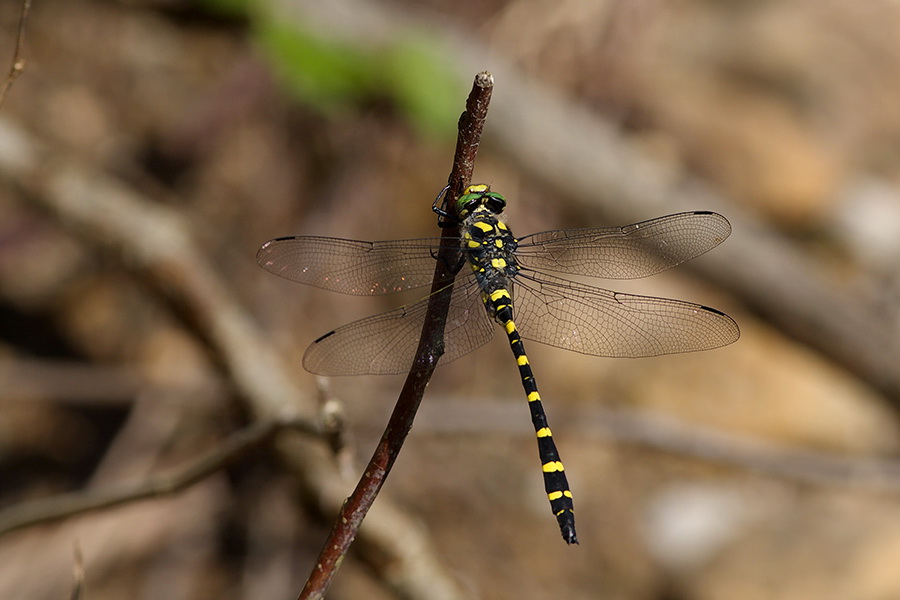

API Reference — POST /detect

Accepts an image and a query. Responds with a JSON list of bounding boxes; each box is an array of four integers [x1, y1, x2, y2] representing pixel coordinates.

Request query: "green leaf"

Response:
[[380, 35, 463, 139], [256, 20, 377, 114]]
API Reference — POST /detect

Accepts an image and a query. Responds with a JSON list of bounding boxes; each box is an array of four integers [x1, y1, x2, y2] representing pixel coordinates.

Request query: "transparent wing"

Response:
[[303, 275, 495, 375], [257, 236, 461, 295], [515, 211, 731, 280], [511, 270, 739, 358]]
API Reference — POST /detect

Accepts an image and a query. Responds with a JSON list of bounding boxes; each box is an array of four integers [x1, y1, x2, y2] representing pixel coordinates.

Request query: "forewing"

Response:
[[515, 212, 731, 280], [257, 236, 460, 295], [303, 276, 495, 375], [511, 271, 739, 358]]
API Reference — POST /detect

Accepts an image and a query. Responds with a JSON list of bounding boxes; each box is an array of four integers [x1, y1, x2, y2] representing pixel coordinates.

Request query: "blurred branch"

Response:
[[588, 407, 900, 492], [417, 399, 900, 493], [69, 541, 84, 600], [0, 415, 315, 537], [0, 0, 32, 107], [0, 358, 222, 406], [280, 0, 900, 404], [313, 377, 356, 479], [0, 118, 472, 600]]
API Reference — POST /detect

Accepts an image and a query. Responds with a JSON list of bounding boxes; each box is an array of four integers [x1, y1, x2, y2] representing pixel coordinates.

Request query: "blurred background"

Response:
[[2, 0, 900, 599]]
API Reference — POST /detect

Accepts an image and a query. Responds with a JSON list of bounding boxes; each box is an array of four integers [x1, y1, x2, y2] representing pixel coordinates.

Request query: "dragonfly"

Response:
[[256, 184, 740, 544]]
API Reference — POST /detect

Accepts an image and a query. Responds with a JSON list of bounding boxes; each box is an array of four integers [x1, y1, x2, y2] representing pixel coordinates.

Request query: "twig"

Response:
[[0, 415, 314, 537], [298, 71, 494, 600], [0, 0, 32, 107]]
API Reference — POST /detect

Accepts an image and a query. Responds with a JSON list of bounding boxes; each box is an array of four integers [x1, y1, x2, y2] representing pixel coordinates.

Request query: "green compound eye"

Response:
[[455, 184, 507, 217]]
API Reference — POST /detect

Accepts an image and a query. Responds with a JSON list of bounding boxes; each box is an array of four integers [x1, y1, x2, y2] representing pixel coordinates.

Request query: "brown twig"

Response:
[[298, 71, 494, 600], [0, 0, 32, 107], [0, 415, 314, 537]]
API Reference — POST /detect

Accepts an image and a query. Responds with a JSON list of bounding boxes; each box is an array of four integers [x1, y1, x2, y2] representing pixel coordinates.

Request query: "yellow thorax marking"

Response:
[[491, 258, 507, 269], [473, 221, 493, 233]]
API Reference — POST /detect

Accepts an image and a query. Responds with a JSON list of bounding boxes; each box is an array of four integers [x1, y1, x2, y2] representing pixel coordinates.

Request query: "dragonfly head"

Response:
[[456, 184, 507, 218]]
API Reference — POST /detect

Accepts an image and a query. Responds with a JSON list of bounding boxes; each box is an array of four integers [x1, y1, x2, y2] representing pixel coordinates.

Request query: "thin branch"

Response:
[[0, 0, 32, 107], [0, 415, 315, 537], [298, 71, 494, 600]]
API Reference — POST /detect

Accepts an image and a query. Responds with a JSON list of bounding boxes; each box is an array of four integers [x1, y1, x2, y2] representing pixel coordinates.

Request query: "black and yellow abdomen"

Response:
[[460, 190, 578, 544]]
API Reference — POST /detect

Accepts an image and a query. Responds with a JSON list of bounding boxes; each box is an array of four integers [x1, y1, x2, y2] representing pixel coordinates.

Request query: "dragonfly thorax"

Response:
[[462, 207, 520, 301]]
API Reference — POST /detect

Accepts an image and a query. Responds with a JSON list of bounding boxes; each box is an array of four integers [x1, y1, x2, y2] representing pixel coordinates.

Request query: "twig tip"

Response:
[[475, 71, 494, 88]]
